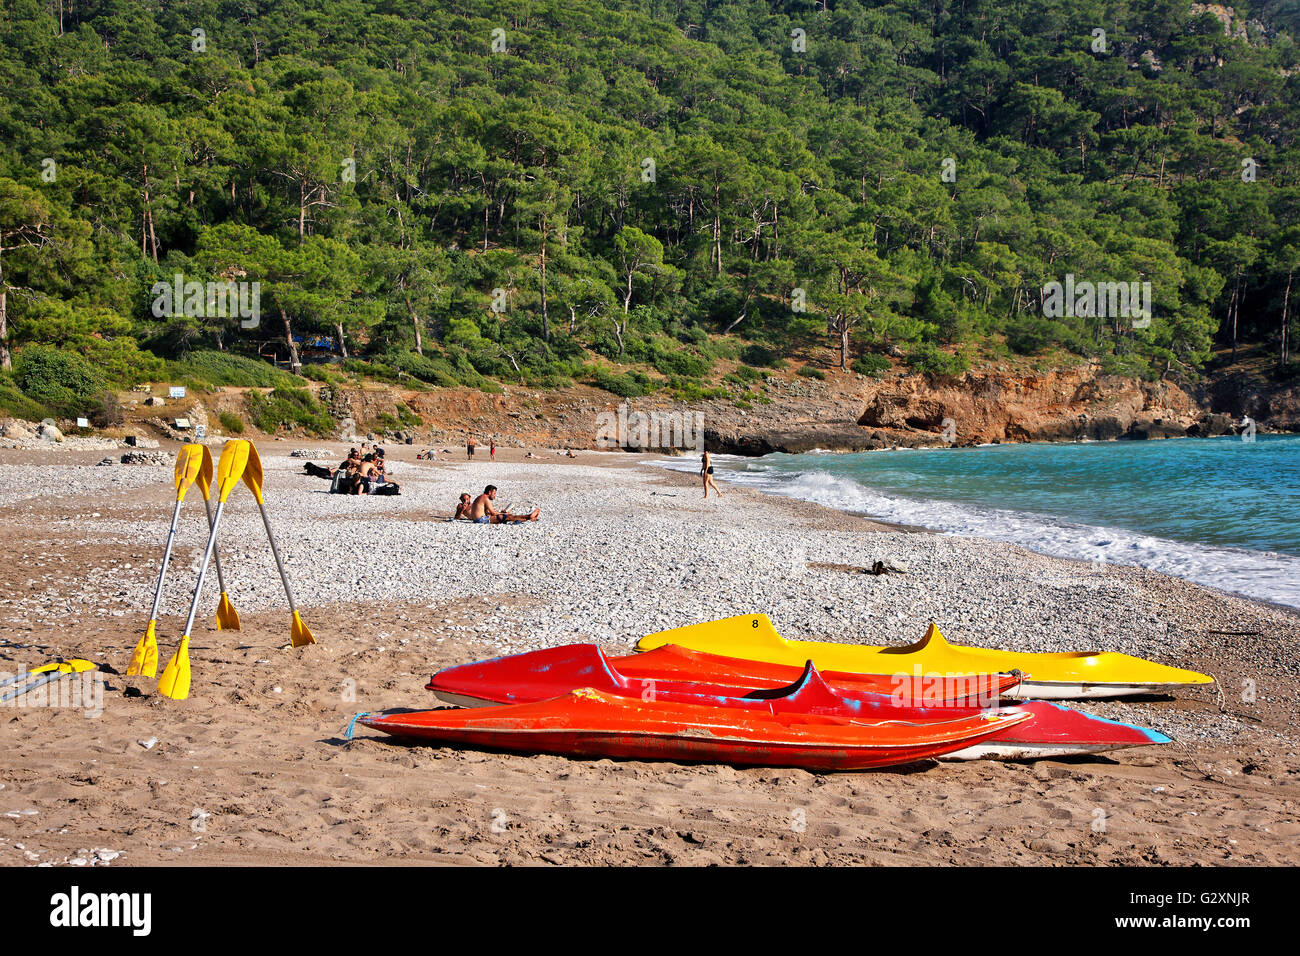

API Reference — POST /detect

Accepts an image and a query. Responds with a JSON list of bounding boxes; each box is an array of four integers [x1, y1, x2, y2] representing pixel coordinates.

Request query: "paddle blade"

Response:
[[127, 621, 159, 677], [195, 444, 216, 500], [215, 591, 241, 630], [290, 611, 315, 648], [242, 441, 265, 504], [215, 440, 252, 502], [157, 636, 192, 700], [174, 444, 207, 501]]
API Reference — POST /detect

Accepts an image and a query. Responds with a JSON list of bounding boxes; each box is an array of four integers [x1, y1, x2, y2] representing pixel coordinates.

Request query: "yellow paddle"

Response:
[[158, 440, 251, 700], [195, 447, 241, 630], [243, 443, 315, 647], [0, 659, 98, 703], [0, 659, 78, 690], [128, 445, 205, 677]]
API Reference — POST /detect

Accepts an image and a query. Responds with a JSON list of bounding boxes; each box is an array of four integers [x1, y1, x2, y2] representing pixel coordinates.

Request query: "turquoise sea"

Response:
[[664, 435, 1300, 609]]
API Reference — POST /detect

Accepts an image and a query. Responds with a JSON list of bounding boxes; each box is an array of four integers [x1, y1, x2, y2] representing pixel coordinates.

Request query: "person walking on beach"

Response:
[[701, 450, 722, 498], [467, 434, 476, 460], [490, 439, 496, 460]]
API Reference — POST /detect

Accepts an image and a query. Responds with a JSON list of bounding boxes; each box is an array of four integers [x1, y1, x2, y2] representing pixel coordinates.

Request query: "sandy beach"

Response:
[[1, 441, 1298, 866]]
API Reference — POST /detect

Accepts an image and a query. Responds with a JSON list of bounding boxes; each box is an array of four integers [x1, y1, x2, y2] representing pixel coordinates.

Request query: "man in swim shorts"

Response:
[[469, 485, 540, 524]]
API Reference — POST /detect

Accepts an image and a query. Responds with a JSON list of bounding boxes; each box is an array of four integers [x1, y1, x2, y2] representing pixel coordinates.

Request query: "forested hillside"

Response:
[[2, 0, 1298, 424]]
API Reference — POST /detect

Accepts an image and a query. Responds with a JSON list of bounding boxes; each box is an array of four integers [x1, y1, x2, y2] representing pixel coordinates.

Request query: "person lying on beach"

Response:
[[469, 485, 540, 524], [416, 448, 438, 460]]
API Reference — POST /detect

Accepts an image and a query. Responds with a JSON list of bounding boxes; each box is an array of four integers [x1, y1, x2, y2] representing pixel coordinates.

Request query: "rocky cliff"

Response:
[[312, 361, 1279, 457]]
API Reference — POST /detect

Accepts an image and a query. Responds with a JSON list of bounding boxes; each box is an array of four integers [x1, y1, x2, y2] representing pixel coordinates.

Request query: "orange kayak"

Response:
[[358, 687, 1032, 771]]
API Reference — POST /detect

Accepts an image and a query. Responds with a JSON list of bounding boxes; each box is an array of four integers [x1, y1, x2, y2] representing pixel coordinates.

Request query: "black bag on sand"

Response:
[[373, 483, 400, 496]]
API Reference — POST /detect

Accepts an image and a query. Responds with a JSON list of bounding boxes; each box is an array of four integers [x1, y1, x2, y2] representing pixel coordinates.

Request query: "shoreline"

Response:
[[1, 442, 1298, 866], [653, 442, 1300, 616]]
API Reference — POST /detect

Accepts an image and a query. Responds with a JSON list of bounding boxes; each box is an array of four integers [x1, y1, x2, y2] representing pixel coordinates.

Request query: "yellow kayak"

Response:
[[635, 615, 1214, 700]]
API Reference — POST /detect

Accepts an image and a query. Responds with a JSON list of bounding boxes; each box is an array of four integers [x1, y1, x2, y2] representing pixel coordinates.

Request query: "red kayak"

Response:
[[427, 648, 1170, 760], [358, 685, 1033, 771], [427, 642, 1022, 708]]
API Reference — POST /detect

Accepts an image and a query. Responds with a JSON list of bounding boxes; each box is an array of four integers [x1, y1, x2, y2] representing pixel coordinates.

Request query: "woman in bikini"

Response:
[[701, 450, 722, 498]]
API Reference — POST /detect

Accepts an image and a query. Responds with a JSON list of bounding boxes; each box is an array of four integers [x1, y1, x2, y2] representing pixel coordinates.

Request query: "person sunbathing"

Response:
[[469, 485, 540, 524], [453, 493, 473, 519]]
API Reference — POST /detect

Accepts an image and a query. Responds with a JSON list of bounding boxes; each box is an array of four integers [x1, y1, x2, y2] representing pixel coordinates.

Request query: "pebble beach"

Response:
[[1, 442, 1298, 866]]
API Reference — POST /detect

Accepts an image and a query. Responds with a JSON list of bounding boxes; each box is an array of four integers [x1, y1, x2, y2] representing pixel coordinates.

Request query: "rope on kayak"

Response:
[[343, 712, 372, 741]]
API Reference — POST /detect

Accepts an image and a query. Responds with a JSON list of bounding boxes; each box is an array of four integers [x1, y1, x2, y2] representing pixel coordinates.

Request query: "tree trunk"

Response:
[[624, 272, 633, 313], [539, 227, 549, 341], [282, 309, 302, 374], [334, 322, 349, 360], [1282, 269, 1294, 367], [1230, 274, 1240, 363], [0, 286, 10, 371], [142, 164, 158, 262], [840, 325, 850, 369], [406, 296, 423, 355]]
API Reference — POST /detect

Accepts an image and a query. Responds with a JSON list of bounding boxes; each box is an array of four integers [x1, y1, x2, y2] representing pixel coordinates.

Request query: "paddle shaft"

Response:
[[179, 499, 228, 638], [200, 493, 231, 596], [145, 498, 185, 621], [255, 499, 298, 615], [0, 665, 52, 690], [0, 667, 85, 704]]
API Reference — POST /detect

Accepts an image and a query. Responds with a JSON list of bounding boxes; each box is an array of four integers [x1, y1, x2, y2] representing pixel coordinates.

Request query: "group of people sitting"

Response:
[[453, 485, 540, 524], [301, 442, 401, 495]]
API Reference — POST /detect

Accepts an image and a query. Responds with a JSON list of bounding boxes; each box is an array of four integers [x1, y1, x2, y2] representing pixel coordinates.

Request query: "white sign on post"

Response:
[[76, 417, 90, 428], [169, 386, 186, 399]]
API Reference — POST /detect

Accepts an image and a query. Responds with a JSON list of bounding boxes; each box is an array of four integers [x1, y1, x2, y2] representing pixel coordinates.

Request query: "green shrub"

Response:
[[905, 344, 969, 378], [652, 342, 711, 378], [589, 368, 655, 398], [380, 349, 461, 388], [728, 364, 763, 384], [698, 337, 740, 361], [245, 386, 336, 437], [89, 391, 124, 428], [171, 350, 295, 388], [0, 373, 51, 420], [301, 363, 344, 386], [740, 344, 785, 368], [797, 365, 826, 380], [14, 346, 106, 415], [396, 402, 423, 427], [852, 354, 891, 378], [665, 379, 728, 402], [218, 410, 245, 434]]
